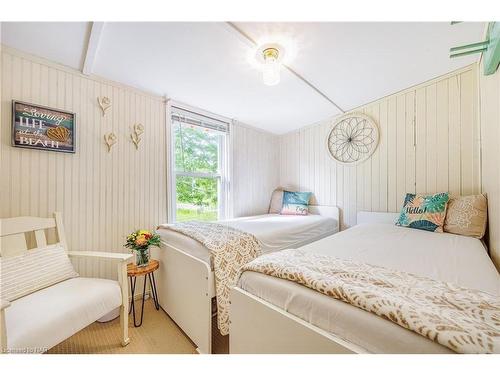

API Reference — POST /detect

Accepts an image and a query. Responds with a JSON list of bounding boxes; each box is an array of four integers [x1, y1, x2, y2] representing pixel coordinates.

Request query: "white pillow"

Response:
[[0, 244, 78, 302]]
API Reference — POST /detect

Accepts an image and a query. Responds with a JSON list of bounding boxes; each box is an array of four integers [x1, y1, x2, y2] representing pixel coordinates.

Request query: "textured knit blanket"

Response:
[[159, 221, 261, 335], [241, 249, 500, 353]]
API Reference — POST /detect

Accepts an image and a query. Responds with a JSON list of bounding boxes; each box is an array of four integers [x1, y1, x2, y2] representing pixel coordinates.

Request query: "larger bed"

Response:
[[231, 211, 500, 354], [151, 205, 339, 354]]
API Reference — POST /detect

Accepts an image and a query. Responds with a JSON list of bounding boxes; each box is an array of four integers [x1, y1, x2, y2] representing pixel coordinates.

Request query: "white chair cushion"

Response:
[[4, 277, 122, 352], [1, 244, 78, 302]]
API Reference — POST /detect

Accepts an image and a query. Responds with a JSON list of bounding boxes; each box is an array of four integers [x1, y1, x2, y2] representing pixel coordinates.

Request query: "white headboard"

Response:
[[357, 211, 399, 225], [310, 205, 340, 232]]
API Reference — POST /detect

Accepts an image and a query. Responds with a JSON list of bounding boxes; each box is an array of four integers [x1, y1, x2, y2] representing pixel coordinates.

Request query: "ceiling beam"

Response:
[[223, 22, 345, 114], [82, 22, 105, 75]]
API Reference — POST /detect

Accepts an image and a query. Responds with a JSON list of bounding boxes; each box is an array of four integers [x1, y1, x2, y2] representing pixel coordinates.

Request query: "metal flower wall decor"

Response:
[[326, 113, 379, 165], [98, 96, 112, 116], [130, 123, 144, 150]]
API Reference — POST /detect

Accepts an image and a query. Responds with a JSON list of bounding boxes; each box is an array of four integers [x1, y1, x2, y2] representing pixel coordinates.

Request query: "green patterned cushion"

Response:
[[396, 192, 450, 233]]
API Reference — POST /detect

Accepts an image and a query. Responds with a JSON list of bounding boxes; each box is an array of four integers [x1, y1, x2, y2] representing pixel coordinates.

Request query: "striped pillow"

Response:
[[0, 244, 78, 302]]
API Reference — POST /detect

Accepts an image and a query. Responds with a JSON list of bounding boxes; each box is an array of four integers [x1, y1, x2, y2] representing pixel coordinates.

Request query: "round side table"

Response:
[[127, 259, 160, 327]]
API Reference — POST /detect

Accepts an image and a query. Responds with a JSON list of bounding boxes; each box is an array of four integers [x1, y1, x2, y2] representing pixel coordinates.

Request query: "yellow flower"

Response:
[[138, 230, 150, 236]]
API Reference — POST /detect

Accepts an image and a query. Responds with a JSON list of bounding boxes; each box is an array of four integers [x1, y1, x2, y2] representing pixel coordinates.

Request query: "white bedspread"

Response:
[[238, 223, 500, 353], [158, 214, 337, 267]]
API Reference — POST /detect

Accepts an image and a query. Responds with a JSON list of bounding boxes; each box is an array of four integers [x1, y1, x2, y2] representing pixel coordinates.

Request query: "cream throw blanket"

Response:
[[241, 249, 500, 353], [159, 221, 261, 335]]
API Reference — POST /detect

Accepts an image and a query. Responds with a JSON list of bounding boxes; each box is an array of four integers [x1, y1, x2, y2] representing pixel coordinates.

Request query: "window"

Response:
[[171, 106, 229, 222]]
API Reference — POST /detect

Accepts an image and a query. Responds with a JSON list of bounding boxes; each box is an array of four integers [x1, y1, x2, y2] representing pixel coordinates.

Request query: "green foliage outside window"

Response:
[[176, 176, 217, 209], [174, 123, 221, 221], [174, 123, 219, 174]]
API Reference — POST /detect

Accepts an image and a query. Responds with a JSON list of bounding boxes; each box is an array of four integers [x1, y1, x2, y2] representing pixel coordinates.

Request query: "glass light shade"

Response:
[[262, 55, 280, 86]]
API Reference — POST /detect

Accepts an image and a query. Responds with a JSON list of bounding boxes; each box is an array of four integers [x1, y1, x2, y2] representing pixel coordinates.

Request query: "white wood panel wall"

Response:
[[479, 58, 500, 270], [280, 65, 480, 229], [231, 122, 280, 217], [0, 46, 282, 280], [0, 47, 167, 280]]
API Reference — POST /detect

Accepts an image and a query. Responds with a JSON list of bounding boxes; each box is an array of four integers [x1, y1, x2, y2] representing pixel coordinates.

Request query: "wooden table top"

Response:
[[127, 259, 159, 277]]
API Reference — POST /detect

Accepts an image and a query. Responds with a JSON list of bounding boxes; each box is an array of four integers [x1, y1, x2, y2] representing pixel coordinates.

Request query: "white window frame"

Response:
[[168, 101, 231, 223]]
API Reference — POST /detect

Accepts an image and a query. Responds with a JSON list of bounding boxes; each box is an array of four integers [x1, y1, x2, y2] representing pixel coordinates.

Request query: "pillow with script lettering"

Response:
[[280, 191, 312, 216], [396, 192, 450, 232]]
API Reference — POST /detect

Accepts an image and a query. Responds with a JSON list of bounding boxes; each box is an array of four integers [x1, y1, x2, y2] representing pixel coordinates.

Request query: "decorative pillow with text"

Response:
[[396, 192, 450, 233], [281, 191, 312, 216]]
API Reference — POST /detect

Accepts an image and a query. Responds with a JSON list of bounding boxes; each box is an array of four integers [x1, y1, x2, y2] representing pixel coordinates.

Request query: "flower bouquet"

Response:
[[124, 230, 161, 267]]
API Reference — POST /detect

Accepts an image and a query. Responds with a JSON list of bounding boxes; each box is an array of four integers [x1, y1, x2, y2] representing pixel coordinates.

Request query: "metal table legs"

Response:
[[129, 272, 160, 327]]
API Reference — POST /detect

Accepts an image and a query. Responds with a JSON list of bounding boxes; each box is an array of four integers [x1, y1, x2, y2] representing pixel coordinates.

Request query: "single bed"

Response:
[[231, 211, 500, 354], [151, 205, 339, 354], [158, 211, 337, 267]]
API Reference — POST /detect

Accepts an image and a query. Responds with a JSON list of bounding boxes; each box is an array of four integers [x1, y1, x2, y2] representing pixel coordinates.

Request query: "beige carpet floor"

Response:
[[48, 300, 229, 354]]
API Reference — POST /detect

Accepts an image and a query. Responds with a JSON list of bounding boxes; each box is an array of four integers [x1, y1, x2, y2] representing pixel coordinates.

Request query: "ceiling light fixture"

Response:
[[262, 47, 280, 86], [256, 43, 284, 86]]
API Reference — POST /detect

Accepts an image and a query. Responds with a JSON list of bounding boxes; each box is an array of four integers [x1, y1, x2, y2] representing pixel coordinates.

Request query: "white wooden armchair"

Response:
[[0, 212, 132, 353]]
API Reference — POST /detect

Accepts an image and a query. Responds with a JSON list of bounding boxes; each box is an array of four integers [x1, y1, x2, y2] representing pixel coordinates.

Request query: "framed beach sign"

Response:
[[12, 100, 76, 153]]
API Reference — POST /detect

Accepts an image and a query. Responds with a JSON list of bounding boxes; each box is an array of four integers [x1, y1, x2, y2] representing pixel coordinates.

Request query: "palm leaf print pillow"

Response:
[[396, 192, 450, 232], [281, 191, 312, 215]]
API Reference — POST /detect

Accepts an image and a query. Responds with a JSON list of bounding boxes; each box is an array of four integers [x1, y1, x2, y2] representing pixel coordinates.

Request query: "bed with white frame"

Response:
[[229, 211, 500, 354], [151, 205, 339, 354]]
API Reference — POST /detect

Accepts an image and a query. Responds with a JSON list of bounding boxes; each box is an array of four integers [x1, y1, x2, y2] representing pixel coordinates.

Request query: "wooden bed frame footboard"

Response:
[[151, 205, 340, 354], [151, 243, 215, 354], [229, 287, 367, 354]]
